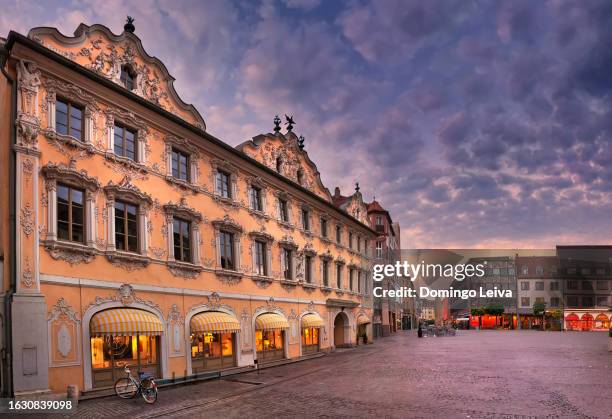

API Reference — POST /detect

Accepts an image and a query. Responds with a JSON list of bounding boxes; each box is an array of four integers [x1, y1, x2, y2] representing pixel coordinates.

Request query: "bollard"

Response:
[[67, 384, 79, 407]]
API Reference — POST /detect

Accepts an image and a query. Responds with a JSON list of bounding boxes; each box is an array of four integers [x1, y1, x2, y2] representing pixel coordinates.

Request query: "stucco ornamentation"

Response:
[[83, 283, 161, 314], [22, 257, 34, 288], [20, 203, 34, 237]]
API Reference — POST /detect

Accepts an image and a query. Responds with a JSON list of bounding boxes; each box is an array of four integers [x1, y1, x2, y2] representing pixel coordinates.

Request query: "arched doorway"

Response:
[[581, 313, 593, 331], [565, 313, 580, 331], [333, 312, 350, 348], [594, 314, 610, 330], [254, 312, 289, 362]]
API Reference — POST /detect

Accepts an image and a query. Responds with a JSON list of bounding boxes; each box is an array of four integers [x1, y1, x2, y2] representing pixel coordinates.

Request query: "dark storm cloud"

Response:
[[3, 0, 612, 246]]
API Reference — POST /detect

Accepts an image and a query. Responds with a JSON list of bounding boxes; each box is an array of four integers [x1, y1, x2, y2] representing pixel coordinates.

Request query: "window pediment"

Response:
[[211, 158, 238, 175], [278, 235, 298, 250], [165, 135, 199, 158], [319, 249, 333, 261], [42, 161, 100, 192], [104, 176, 152, 206], [163, 198, 202, 223], [302, 243, 317, 256], [248, 229, 274, 243], [212, 215, 243, 233]]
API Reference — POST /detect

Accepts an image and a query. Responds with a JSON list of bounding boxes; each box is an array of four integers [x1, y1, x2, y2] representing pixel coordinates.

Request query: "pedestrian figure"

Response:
[[417, 322, 423, 338]]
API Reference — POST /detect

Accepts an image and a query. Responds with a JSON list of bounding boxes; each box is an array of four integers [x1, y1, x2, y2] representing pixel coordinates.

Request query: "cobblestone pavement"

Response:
[[48, 331, 612, 418]]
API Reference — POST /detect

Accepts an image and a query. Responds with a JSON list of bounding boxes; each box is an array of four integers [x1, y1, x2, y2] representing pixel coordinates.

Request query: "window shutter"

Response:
[[235, 237, 241, 269], [215, 233, 221, 266]]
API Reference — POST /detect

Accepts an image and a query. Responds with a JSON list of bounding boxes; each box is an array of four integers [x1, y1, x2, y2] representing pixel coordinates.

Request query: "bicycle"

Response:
[[114, 364, 158, 404]]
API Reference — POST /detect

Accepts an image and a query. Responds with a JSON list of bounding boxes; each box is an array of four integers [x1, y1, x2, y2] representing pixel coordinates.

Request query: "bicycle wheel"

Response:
[[142, 386, 158, 404], [114, 377, 138, 399]]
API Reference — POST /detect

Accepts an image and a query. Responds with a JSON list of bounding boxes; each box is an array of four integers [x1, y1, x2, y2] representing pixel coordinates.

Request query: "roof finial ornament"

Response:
[[124, 16, 136, 33], [273, 115, 281, 134], [298, 135, 305, 149], [285, 114, 295, 132], [355, 182, 360, 193]]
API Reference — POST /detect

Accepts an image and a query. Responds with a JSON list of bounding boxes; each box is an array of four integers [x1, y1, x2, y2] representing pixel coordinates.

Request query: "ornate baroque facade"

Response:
[[0, 23, 376, 395]]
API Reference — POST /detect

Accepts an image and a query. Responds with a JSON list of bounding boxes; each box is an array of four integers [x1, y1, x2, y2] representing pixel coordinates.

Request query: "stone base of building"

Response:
[[11, 293, 49, 394]]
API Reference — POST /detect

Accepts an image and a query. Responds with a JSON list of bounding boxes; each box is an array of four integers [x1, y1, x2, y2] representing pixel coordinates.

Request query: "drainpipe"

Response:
[[0, 43, 17, 398]]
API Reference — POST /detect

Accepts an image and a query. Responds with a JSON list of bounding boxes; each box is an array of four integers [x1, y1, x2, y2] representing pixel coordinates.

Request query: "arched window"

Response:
[[594, 313, 610, 330], [565, 313, 579, 331], [276, 157, 282, 173], [120, 65, 136, 91], [581, 313, 593, 331]]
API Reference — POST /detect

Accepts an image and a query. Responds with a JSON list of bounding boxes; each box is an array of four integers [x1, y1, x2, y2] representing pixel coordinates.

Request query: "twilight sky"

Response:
[[2, 0, 612, 248]]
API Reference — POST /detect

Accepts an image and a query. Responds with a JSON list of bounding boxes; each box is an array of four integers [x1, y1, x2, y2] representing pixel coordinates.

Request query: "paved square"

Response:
[[62, 331, 611, 418]]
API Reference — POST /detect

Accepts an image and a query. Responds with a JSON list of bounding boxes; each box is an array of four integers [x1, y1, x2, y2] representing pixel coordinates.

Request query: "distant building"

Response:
[[557, 246, 612, 331], [515, 256, 563, 330], [362, 198, 406, 336]]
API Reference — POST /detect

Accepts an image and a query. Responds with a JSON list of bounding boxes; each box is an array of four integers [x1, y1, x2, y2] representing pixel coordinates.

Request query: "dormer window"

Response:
[[120, 65, 136, 91], [276, 157, 283, 173]]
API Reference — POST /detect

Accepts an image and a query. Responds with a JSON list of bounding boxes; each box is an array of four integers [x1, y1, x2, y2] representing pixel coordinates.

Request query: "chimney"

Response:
[[334, 187, 340, 197]]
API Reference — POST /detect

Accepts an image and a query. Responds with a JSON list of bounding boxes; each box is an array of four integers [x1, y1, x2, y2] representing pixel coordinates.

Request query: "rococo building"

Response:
[[0, 21, 375, 396]]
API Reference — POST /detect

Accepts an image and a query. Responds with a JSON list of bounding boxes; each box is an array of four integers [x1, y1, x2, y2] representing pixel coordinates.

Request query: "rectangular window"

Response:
[[254, 240, 267, 276], [57, 183, 85, 243], [114, 123, 137, 161], [336, 264, 342, 288], [250, 187, 262, 211], [114, 201, 138, 253], [521, 297, 530, 307], [566, 296, 579, 307], [567, 280, 578, 290], [536, 266, 544, 275], [357, 237, 361, 252], [376, 216, 383, 225], [520, 281, 530, 291], [216, 171, 231, 199], [320, 218, 327, 238], [535, 297, 545, 304], [581, 280, 593, 290], [550, 297, 560, 307], [219, 231, 235, 270], [567, 267, 576, 275], [279, 199, 289, 222], [349, 269, 354, 291], [336, 225, 341, 244], [302, 209, 310, 231], [376, 241, 383, 259], [364, 240, 369, 256], [596, 280, 608, 290], [56, 99, 83, 140], [322, 260, 329, 286], [171, 148, 190, 182], [305, 255, 312, 284], [582, 296, 594, 307], [581, 268, 590, 275], [550, 281, 559, 291], [282, 248, 292, 279], [349, 232, 353, 249], [535, 281, 544, 291], [173, 217, 191, 262], [596, 296, 609, 307]]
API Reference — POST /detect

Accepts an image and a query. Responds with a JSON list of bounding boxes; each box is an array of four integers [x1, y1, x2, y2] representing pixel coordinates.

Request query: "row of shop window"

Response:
[[90, 329, 321, 388], [565, 313, 611, 331]]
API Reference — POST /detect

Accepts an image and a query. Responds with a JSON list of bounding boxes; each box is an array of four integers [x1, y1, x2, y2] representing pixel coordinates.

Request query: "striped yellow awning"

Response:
[[190, 311, 241, 334], [255, 313, 289, 330], [357, 314, 371, 325], [90, 308, 164, 336], [301, 313, 325, 328]]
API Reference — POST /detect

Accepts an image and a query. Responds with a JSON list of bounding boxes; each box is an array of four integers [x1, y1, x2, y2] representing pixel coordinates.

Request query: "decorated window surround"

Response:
[[300, 204, 312, 233], [163, 199, 203, 276], [248, 230, 274, 281], [210, 158, 239, 203], [274, 191, 293, 228], [103, 178, 153, 266], [164, 135, 200, 190], [43, 78, 96, 152], [277, 236, 298, 283], [211, 216, 244, 282], [41, 162, 100, 260], [245, 176, 268, 217], [104, 108, 148, 169]]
